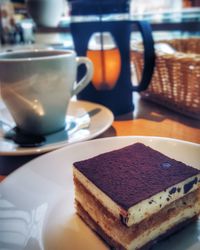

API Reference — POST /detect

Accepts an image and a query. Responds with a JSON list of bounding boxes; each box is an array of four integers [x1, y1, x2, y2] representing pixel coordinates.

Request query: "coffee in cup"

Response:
[[0, 49, 93, 135]]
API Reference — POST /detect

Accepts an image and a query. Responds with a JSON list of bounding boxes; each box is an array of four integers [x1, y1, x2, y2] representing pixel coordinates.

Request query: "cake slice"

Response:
[[73, 143, 200, 249]]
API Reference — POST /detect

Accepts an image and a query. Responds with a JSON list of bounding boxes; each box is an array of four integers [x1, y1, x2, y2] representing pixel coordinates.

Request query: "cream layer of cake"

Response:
[[74, 168, 200, 226], [74, 177, 200, 250]]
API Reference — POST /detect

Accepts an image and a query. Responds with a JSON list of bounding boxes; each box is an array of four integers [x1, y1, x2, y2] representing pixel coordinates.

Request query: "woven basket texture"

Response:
[[132, 38, 200, 119]]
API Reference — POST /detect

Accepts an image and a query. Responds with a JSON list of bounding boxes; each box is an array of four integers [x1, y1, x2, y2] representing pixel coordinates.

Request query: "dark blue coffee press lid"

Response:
[[68, 0, 130, 15]]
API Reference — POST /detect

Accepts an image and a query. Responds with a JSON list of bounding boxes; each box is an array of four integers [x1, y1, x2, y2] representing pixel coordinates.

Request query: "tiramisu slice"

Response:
[[73, 143, 200, 250]]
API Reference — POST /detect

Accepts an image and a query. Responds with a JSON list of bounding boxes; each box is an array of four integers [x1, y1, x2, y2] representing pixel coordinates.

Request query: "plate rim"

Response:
[[0, 100, 114, 156], [1, 135, 199, 185]]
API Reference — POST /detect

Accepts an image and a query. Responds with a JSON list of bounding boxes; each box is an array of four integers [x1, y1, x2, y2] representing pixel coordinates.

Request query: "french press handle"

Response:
[[131, 21, 155, 92]]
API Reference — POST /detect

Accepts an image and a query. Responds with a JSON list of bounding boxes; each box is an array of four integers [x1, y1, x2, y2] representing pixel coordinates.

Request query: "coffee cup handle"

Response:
[[72, 57, 93, 96]]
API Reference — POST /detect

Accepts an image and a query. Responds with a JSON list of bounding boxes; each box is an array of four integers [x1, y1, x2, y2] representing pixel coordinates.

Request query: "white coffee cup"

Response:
[[0, 49, 93, 135], [26, 0, 64, 27]]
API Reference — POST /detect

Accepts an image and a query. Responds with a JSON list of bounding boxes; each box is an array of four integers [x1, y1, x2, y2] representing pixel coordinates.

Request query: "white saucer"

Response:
[[0, 136, 200, 250], [0, 100, 114, 155]]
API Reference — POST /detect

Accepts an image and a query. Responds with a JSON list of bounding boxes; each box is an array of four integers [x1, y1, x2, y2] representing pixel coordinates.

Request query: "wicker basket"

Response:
[[132, 38, 200, 119]]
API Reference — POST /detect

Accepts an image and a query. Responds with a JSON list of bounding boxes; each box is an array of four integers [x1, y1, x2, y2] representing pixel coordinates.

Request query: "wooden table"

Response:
[[1, 93, 200, 182]]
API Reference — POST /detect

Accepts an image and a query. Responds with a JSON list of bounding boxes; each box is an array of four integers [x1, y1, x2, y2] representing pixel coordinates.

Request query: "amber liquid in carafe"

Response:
[[87, 47, 121, 90]]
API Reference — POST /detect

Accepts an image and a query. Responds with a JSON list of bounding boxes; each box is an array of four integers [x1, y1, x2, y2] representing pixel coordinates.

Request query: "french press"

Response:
[[69, 0, 155, 116]]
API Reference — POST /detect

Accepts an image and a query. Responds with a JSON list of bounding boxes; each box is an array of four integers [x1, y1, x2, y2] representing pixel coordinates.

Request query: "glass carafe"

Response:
[[87, 32, 121, 90]]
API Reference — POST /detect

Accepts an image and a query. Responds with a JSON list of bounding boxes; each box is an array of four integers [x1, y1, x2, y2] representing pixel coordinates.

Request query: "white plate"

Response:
[[0, 136, 200, 250], [0, 100, 114, 156]]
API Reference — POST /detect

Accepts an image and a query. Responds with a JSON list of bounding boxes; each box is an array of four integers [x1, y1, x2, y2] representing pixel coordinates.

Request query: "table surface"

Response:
[[1, 93, 200, 182]]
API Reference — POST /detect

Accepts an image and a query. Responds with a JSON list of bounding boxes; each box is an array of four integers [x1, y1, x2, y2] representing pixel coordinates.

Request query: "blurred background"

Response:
[[0, 0, 199, 48]]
